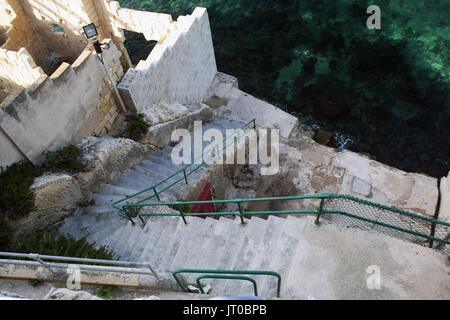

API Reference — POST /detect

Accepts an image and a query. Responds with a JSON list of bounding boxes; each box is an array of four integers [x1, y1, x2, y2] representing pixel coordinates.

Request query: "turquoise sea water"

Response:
[[119, 0, 450, 178]]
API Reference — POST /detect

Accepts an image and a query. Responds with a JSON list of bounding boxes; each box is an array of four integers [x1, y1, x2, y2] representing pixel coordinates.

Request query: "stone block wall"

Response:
[[0, 0, 133, 75], [0, 47, 46, 102], [110, 4, 174, 42], [0, 39, 124, 167], [0, 1, 217, 169], [117, 7, 217, 112]]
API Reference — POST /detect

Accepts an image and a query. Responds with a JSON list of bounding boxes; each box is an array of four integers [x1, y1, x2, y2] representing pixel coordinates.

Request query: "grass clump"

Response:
[[123, 204, 141, 219], [94, 285, 116, 298], [0, 212, 13, 250], [123, 113, 149, 142], [168, 200, 192, 214], [13, 231, 115, 260], [0, 161, 42, 220], [42, 144, 84, 172], [29, 279, 42, 288]]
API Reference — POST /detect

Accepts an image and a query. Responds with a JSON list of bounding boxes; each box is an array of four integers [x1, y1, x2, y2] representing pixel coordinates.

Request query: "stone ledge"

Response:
[[11, 136, 151, 235], [144, 103, 214, 148]]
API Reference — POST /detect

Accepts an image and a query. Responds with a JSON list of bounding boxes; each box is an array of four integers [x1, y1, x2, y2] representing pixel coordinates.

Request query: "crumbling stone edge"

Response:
[[12, 136, 152, 237]]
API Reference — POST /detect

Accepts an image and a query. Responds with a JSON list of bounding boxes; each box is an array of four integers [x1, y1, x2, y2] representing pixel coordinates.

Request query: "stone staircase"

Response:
[[57, 77, 450, 299], [59, 197, 308, 298], [58, 206, 450, 300], [58, 109, 248, 235]]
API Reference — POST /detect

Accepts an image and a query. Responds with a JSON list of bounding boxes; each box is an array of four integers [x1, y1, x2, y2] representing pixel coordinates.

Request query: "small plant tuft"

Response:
[[123, 113, 149, 142], [29, 279, 42, 288], [94, 285, 116, 298], [78, 198, 96, 207], [42, 144, 84, 172], [168, 200, 192, 214], [0, 212, 13, 250], [123, 204, 141, 219]]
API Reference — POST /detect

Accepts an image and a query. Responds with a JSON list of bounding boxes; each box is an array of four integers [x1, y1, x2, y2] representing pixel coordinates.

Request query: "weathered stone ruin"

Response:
[[0, 1, 448, 300]]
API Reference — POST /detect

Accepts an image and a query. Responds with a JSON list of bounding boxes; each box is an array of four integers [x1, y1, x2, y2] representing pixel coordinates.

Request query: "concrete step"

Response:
[[58, 208, 89, 240], [211, 218, 248, 271], [258, 216, 306, 297], [182, 218, 217, 269], [138, 217, 177, 263], [191, 217, 234, 269], [114, 171, 151, 190], [169, 218, 210, 271], [110, 222, 140, 261], [180, 217, 236, 289], [156, 217, 199, 272], [150, 217, 188, 272], [221, 217, 268, 296], [101, 226, 128, 254], [98, 184, 141, 197], [119, 224, 146, 261], [84, 217, 124, 242], [239, 216, 286, 297], [88, 194, 125, 206], [205, 218, 249, 294]]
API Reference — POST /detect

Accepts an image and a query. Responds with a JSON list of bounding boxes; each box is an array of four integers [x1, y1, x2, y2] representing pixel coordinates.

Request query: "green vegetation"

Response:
[[123, 204, 141, 219], [94, 285, 116, 298], [119, 0, 450, 177], [0, 144, 84, 222], [169, 200, 192, 214], [0, 161, 42, 220], [29, 279, 42, 288], [123, 113, 150, 142], [42, 144, 85, 172], [13, 232, 115, 260], [0, 213, 13, 250]]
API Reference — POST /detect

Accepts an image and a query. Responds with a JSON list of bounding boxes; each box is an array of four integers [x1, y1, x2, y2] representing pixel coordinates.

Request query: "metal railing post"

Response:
[[177, 204, 188, 225], [315, 198, 325, 225], [183, 169, 188, 184], [111, 119, 257, 220], [196, 275, 258, 296], [153, 187, 160, 201], [237, 201, 245, 224], [123, 206, 135, 225], [143, 262, 161, 284], [30, 254, 57, 274]]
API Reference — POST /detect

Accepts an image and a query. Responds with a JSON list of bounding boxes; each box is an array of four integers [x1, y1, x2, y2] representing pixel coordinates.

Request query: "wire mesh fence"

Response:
[[321, 197, 450, 255]]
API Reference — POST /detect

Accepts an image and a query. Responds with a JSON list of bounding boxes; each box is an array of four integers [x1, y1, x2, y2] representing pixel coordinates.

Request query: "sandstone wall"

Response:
[[0, 0, 134, 75], [0, 47, 47, 100], [0, 127, 23, 165], [117, 7, 217, 112], [0, 39, 123, 166], [109, 4, 174, 42]]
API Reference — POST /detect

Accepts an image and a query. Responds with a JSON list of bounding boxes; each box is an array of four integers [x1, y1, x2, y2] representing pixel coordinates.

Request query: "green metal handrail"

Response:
[[196, 275, 258, 296], [123, 194, 450, 249], [112, 118, 256, 221], [172, 269, 281, 297]]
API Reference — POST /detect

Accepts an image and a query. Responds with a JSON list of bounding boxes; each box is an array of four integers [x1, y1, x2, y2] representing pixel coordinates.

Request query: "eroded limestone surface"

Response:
[[278, 128, 439, 218]]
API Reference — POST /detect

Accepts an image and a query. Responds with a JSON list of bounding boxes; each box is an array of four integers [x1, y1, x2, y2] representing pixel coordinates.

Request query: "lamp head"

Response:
[[82, 23, 98, 39]]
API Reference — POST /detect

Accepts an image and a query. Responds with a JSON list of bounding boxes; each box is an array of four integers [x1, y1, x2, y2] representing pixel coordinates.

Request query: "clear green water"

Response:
[[119, 0, 450, 178]]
